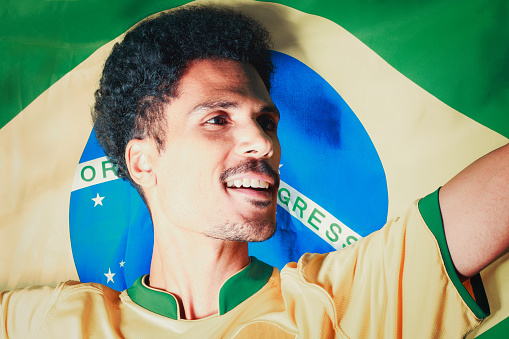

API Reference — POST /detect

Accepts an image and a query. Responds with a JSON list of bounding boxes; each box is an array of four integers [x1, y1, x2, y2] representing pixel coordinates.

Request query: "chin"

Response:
[[242, 220, 277, 242], [206, 218, 277, 243]]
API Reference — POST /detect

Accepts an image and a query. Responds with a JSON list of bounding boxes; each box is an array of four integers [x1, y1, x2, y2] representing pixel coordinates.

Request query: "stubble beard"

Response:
[[206, 214, 277, 242]]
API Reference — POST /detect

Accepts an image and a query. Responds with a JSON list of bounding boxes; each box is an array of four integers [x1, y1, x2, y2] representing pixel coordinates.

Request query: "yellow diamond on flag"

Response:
[[0, 1, 507, 337]]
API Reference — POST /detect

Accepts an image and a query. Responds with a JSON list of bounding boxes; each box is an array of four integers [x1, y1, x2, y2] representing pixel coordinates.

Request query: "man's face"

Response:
[[151, 59, 281, 242]]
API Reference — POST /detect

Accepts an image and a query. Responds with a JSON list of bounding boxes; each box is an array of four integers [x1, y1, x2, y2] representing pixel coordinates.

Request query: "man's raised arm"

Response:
[[440, 143, 509, 279]]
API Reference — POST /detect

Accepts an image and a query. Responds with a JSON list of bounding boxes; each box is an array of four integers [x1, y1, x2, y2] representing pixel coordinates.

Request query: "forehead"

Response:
[[175, 59, 274, 107]]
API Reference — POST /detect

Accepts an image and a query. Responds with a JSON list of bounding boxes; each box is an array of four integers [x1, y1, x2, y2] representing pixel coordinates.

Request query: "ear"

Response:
[[125, 139, 157, 188]]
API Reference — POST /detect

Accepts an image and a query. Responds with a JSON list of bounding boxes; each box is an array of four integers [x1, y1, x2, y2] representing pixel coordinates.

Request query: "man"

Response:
[[1, 4, 508, 338]]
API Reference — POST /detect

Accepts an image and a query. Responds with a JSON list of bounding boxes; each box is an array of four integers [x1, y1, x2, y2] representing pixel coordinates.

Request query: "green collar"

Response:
[[127, 256, 273, 320]]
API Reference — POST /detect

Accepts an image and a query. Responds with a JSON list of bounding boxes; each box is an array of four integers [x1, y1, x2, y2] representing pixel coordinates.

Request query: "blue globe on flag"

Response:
[[69, 51, 388, 291]]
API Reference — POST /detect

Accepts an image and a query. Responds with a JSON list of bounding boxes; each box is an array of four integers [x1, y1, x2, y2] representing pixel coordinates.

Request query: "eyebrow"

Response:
[[188, 100, 238, 116], [263, 104, 280, 118], [188, 100, 280, 118]]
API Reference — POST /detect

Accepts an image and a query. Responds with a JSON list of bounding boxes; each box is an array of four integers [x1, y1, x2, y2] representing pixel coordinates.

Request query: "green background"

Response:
[[1, 1, 507, 336], [1, 0, 508, 137]]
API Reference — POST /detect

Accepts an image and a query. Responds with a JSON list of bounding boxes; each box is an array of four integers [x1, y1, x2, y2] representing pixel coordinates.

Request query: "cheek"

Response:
[[159, 140, 230, 187], [160, 154, 203, 187]]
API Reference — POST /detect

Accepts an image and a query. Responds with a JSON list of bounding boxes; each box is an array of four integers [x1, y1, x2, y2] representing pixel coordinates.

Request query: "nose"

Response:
[[235, 119, 273, 159]]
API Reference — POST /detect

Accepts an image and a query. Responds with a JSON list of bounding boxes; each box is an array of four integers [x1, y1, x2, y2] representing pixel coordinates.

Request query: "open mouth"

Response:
[[224, 177, 276, 208], [226, 179, 271, 190]]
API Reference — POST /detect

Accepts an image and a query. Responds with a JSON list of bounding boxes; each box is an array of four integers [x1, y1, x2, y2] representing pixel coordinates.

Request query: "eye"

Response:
[[206, 115, 228, 125], [257, 115, 278, 131]]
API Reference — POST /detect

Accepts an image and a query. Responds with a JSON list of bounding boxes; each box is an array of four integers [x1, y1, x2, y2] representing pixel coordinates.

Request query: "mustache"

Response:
[[220, 159, 280, 188]]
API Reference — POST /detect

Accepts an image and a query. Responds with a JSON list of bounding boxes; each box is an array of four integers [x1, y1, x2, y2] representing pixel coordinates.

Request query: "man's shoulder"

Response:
[[2, 280, 123, 307], [52, 280, 124, 305], [1, 281, 129, 337], [278, 199, 430, 290], [57, 280, 121, 294]]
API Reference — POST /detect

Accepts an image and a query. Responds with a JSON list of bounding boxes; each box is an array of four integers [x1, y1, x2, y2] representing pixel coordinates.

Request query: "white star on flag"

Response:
[[92, 193, 104, 207], [104, 268, 115, 283], [119, 260, 125, 267], [279, 164, 283, 173]]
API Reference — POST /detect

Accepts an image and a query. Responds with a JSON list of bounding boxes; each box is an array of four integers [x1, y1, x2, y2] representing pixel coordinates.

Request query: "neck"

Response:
[[148, 225, 249, 320]]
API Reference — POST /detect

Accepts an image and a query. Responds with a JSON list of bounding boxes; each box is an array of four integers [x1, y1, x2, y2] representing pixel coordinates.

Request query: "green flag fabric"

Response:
[[1, 1, 508, 337]]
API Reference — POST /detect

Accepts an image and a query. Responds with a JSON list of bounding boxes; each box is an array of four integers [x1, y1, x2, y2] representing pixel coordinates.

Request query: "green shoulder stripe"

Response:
[[418, 189, 490, 319]]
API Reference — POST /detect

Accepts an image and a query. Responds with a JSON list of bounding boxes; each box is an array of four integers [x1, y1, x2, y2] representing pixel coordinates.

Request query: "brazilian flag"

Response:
[[1, 1, 507, 337]]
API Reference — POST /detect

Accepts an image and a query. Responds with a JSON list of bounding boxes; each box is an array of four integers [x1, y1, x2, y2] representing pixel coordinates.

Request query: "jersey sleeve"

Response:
[[294, 192, 490, 338], [418, 188, 490, 318]]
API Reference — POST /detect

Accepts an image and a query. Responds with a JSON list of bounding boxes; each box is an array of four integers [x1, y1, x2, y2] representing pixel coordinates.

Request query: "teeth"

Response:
[[242, 178, 250, 187], [226, 179, 270, 189]]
